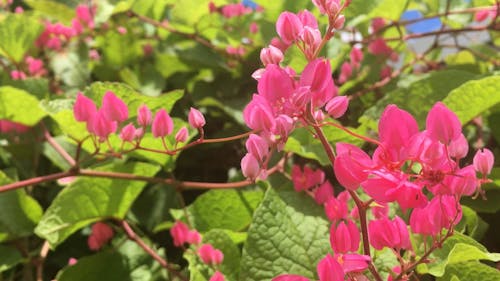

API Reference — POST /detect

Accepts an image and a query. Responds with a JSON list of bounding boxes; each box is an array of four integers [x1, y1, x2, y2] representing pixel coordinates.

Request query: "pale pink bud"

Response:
[[473, 148, 494, 175], [74, 93, 97, 122], [426, 102, 461, 144], [137, 104, 152, 127], [210, 271, 225, 281], [300, 26, 321, 49], [249, 22, 259, 33], [338, 62, 352, 84], [87, 222, 114, 251], [448, 133, 468, 159], [120, 123, 136, 142], [333, 15, 345, 29], [270, 37, 290, 52], [273, 114, 294, 139], [297, 10, 318, 29], [245, 134, 269, 163], [368, 38, 393, 56], [134, 127, 144, 139], [371, 17, 386, 33], [175, 127, 189, 143], [10, 70, 26, 80], [89, 49, 100, 61], [198, 244, 224, 265], [117, 26, 127, 34], [102, 91, 128, 122], [276, 12, 303, 45], [260, 45, 284, 66], [350, 47, 363, 67], [152, 109, 173, 138], [68, 258, 78, 266], [241, 153, 260, 180], [325, 96, 349, 118], [188, 107, 206, 129], [14, 6, 23, 13]]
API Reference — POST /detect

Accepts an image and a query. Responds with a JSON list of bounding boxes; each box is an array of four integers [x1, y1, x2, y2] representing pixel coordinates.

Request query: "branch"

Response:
[[42, 123, 77, 167], [0, 171, 76, 193], [120, 220, 187, 281]]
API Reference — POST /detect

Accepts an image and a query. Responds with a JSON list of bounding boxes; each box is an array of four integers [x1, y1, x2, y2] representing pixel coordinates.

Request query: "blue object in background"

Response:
[[401, 10, 442, 33], [242, 0, 259, 10]]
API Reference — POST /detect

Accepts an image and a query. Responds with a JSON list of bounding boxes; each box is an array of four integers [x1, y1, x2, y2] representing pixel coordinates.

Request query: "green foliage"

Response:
[[239, 185, 331, 281], [25, 0, 76, 24], [35, 161, 160, 248], [0, 86, 47, 126], [438, 261, 500, 281], [0, 14, 44, 63], [171, 189, 263, 233], [0, 172, 43, 242], [0, 245, 24, 273]]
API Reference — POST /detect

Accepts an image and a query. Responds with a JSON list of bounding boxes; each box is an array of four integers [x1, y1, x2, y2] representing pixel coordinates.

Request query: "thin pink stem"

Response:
[[42, 123, 77, 167], [0, 171, 76, 193]]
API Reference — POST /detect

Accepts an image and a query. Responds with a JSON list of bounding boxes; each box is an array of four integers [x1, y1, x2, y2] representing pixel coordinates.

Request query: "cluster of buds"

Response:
[[170, 221, 225, 281], [35, 4, 95, 51], [73, 91, 205, 149], [10, 56, 47, 80], [87, 222, 114, 251], [338, 47, 363, 84]]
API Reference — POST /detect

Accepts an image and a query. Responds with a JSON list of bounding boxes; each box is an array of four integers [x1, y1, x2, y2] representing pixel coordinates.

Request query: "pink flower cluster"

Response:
[[170, 221, 225, 281], [338, 47, 363, 84], [73, 91, 205, 145], [208, 2, 260, 18], [87, 222, 114, 251], [241, 7, 350, 180], [10, 56, 47, 80], [36, 4, 95, 51]]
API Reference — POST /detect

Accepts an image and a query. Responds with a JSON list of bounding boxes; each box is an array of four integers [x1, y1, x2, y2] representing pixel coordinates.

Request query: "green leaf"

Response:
[[0, 171, 43, 242], [51, 46, 90, 90], [418, 232, 500, 277], [131, 0, 170, 21], [437, 261, 500, 281], [239, 185, 331, 281], [0, 86, 47, 126], [368, 0, 409, 21], [58, 251, 133, 281], [97, 31, 141, 68], [455, 205, 488, 241], [443, 75, 500, 124], [35, 161, 161, 248], [204, 229, 241, 280], [284, 125, 365, 166], [172, 189, 263, 233], [372, 248, 400, 281], [25, 0, 76, 24], [0, 244, 24, 273], [0, 14, 44, 63], [360, 70, 477, 129]]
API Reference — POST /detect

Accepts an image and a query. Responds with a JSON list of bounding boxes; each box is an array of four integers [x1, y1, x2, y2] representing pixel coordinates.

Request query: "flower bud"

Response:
[[325, 96, 349, 118], [260, 45, 284, 66], [87, 222, 114, 251], [448, 133, 468, 159], [426, 102, 461, 144], [74, 92, 97, 122], [102, 91, 128, 122], [330, 220, 360, 254], [210, 271, 225, 281], [137, 104, 152, 127], [241, 153, 260, 180], [175, 127, 189, 143], [333, 15, 345, 29], [276, 12, 303, 44], [152, 109, 173, 138], [473, 148, 494, 175], [188, 107, 206, 129], [198, 244, 224, 265], [245, 134, 269, 163], [120, 123, 136, 142]]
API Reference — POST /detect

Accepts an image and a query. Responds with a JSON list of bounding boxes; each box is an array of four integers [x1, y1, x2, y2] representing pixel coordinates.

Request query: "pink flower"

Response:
[[10, 70, 26, 80], [243, 95, 275, 132], [198, 244, 224, 265], [117, 26, 127, 34], [276, 12, 303, 45], [260, 45, 284, 66], [137, 104, 152, 127], [26, 56, 46, 76], [350, 47, 363, 68], [245, 134, 269, 163], [330, 220, 360, 254], [448, 133, 468, 159], [152, 109, 174, 138], [410, 195, 462, 236], [325, 96, 349, 119], [175, 127, 189, 143], [170, 221, 201, 247], [210, 271, 225, 281], [334, 143, 372, 190], [338, 62, 352, 84], [378, 105, 418, 162], [426, 102, 461, 144], [73, 93, 97, 122], [317, 254, 344, 281], [272, 275, 310, 281], [241, 153, 261, 180], [68, 258, 78, 266], [324, 195, 349, 222], [297, 10, 318, 29], [258, 64, 294, 103], [368, 38, 393, 57], [75, 4, 95, 29], [473, 148, 494, 175], [314, 181, 334, 204], [188, 107, 206, 129], [299, 58, 336, 107], [371, 18, 386, 33], [0, 120, 31, 134], [119, 123, 136, 142], [101, 91, 128, 123], [337, 253, 371, 273], [249, 22, 259, 33], [88, 222, 114, 251], [312, 0, 341, 16], [291, 165, 325, 192], [368, 216, 411, 250], [474, 8, 496, 22]]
